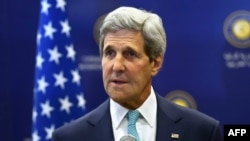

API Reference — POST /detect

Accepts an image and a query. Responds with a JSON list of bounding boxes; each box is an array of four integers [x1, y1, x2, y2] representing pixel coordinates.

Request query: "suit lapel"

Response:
[[155, 95, 185, 141], [86, 99, 115, 140]]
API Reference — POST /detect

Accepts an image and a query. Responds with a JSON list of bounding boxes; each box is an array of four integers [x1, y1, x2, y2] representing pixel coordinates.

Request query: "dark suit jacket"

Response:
[[52, 94, 222, 141]]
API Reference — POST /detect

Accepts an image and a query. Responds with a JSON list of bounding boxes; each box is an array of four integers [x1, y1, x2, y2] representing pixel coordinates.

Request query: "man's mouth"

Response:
[[110, 79, 127, 84]]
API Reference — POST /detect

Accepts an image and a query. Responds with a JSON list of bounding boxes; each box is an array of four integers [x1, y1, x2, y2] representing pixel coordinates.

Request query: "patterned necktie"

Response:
[[127, 110, 140, 141]]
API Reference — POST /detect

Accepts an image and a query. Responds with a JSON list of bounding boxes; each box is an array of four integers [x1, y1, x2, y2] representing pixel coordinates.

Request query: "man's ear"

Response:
[[151, 55, 163, 76]]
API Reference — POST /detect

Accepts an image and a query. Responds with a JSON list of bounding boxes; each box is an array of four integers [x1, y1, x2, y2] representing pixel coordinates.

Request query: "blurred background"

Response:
[[1, 0, 250, 140]]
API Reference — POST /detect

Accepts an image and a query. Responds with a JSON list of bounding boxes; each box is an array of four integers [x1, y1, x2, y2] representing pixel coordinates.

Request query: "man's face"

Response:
[[102, 29, 162, 109]]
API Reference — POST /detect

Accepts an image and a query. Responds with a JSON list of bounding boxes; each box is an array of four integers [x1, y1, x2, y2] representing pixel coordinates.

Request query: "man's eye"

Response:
[[105, 50, 115, 57], [125, 51, 137, 57]]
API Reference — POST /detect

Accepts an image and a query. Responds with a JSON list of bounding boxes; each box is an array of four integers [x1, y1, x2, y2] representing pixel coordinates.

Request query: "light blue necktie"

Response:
[[127, 110, 140, 141]]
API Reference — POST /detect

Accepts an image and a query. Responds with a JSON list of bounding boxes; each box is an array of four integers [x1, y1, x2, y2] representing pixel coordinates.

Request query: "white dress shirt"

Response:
[[110, 86, 157, 141]]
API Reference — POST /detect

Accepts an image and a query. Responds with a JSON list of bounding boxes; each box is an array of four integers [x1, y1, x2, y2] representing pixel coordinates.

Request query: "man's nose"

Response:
[[112, 55, 125, 72]]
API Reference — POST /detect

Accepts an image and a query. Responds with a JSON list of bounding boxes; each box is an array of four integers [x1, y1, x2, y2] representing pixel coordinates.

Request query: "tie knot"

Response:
[[128, 110, 140, 124]]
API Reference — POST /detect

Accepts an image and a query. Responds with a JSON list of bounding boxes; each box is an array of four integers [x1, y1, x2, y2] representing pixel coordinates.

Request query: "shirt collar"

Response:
[[110, 86, 157, 129], [110, 99, 128, 129], [137, 86, 157, 127]]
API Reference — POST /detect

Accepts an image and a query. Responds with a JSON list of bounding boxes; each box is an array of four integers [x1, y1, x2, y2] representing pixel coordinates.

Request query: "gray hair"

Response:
[[99, 6, 167, 62]]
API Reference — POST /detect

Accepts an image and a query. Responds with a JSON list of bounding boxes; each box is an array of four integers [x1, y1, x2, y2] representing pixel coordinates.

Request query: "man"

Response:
[[52, 6, 222, 141]]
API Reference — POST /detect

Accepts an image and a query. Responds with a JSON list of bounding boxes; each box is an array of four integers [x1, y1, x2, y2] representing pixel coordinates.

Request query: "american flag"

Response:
[[32, 0, 87, 141]]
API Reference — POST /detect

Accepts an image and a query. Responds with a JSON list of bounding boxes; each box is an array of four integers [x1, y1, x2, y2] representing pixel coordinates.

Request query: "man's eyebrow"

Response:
[[103, 45, 137, 53], [103, 45, 113, 52], [124, 46, 136, 51]]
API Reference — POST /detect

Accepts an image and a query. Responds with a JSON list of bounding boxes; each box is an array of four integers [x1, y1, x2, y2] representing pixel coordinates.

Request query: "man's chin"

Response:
[[109, 94, 129, 102]]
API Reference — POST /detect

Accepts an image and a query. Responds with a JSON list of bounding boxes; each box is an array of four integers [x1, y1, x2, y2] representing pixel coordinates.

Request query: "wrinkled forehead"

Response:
[[103, 29, 145, 50]]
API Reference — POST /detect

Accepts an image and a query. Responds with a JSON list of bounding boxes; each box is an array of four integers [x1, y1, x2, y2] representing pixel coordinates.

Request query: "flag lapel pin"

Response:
[[171, 133, 179, 139]]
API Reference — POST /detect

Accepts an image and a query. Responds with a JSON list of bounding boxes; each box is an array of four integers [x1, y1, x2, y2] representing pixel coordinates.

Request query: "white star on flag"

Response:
[[76, 93, 86, 109], [59, 96, 73, 114], [41, 0, 51, 15], [37, 33, 42, 45], [33, 109, 38, 122], [37, 76, 49, 94], [44, 21, 57, 39], [48, 46, 62, 64], [40, 100, 54, 118], [53, 71, 68, 89], [32, 131, 41, 141], [60, 20, 71, 37], [44, 124, 55, 140], [66, 44, 76, 61], [56, 0, 66, 12], [32, 0, 88, 140], [71, 69, 81, 85], [36, 53, 45, 69]]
